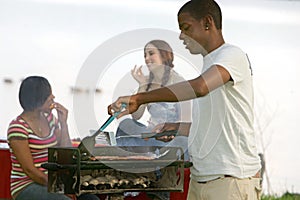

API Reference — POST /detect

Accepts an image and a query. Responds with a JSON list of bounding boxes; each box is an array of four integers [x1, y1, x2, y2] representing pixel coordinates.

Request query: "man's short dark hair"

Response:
[[178, 0, 222, 29], [19, 76, 51, 111]]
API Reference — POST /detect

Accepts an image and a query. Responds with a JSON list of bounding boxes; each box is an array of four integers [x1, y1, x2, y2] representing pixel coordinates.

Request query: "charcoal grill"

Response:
[[42, 145, 191, 196]]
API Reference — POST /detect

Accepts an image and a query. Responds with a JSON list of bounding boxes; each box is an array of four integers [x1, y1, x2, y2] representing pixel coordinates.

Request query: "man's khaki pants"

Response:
[[187, 177, 262, 200]]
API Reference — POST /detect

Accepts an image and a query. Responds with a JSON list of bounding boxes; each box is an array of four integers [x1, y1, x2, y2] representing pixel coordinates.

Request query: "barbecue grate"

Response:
[[43, 146, 191, 195]]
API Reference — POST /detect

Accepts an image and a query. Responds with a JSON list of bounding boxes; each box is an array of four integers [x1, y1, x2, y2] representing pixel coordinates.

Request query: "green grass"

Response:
[[262, 192, 300, 200]]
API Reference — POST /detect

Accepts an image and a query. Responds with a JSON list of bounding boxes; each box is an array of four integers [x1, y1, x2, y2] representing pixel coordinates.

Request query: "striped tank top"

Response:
[[7, 113, 58, 197]]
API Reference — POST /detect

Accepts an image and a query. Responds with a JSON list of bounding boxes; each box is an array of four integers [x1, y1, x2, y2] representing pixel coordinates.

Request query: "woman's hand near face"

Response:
[[131, 65, 147, 84], [52, 102, 72, 147], [52, 102, 68, 124]]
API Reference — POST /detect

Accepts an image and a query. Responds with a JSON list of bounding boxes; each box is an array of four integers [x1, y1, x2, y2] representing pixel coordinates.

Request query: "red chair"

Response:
[[0, 144, 12, 199], [170, 168, 190, 200]]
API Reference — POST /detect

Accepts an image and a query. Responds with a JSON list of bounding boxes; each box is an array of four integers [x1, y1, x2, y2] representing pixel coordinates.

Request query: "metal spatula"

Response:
[[78, 103, 126, 156]]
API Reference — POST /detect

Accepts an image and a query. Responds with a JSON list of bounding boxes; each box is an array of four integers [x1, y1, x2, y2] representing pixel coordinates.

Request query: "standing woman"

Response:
[[116, 40, 192, 155], [7, 76, 98, 200]]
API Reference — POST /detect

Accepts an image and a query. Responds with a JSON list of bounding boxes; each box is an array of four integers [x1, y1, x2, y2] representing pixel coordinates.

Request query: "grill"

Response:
[[42, 145, 191, 196]]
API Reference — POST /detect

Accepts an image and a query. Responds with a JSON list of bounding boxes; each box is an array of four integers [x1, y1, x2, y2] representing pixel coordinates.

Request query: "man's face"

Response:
[[178, 12, 208, 55]]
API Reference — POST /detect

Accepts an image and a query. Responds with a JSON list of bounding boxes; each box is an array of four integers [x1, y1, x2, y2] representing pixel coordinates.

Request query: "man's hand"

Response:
[[152, 123, 179, 142], [152, 122, 191, 142], [108, 95, 140, 118]]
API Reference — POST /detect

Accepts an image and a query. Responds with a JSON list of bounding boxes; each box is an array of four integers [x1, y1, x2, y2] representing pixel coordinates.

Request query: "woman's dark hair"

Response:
[[19, 76, 52, 111], [144, 40, 174, 91], [178, 0, 222, 30]]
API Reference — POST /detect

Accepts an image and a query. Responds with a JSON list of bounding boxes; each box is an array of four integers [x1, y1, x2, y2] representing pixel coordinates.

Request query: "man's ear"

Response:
[[203, 15, 215, 30]]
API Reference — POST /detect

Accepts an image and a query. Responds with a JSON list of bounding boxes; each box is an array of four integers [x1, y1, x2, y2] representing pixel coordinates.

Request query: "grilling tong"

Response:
[[78, 103, 178, 156]]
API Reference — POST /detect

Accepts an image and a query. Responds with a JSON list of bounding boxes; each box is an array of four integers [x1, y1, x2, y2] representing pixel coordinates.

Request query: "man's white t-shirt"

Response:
[[189, 43, 261, 182]]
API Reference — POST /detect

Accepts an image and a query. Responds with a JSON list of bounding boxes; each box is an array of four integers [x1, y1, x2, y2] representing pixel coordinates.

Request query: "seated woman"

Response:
[[7, 76, 99, 200], [116, 39, 192, 159]]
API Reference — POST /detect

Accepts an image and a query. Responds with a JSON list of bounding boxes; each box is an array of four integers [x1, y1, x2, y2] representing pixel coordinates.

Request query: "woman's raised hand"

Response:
[[131, 65, 147, 84], [52, 102, 68, 124]]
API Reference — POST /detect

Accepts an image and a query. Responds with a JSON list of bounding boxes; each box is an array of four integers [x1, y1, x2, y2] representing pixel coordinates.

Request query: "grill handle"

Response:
[[41, 163, 76, 171]]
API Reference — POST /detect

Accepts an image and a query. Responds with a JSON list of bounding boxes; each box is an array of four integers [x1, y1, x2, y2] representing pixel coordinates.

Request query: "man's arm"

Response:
[[108, 65, 231, 117]]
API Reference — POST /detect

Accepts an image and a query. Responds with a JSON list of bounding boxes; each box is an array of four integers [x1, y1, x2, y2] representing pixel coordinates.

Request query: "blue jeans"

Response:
[[116, 118, 164, 146], [116, 118, 189, 160], [16, 183, 70, 200], [16, 183, 99, 200]]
